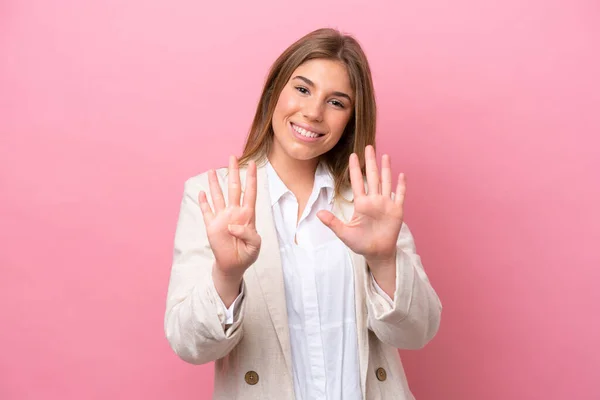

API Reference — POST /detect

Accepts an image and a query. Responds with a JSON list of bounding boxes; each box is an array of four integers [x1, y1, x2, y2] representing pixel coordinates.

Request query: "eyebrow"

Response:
[[292, 75, 353, 103]]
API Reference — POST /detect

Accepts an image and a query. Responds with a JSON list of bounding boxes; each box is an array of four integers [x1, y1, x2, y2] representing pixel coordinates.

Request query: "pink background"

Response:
[[1, 0, 599, 399]]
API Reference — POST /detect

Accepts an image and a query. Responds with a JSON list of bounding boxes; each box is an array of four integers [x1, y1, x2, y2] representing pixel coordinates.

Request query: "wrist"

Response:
[[365, 250, 397, 272], [212, 263, 244, 282], [212, 264, 243, 308], [367, 252, 397, 299]]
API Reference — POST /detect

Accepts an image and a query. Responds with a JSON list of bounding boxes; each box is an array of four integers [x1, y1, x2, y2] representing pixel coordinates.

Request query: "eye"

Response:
[[329, 99, 345, 109], [295, 86, 309, 95]]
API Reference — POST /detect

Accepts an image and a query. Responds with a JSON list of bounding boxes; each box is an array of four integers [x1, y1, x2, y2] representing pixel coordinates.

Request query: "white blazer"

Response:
[[164, 163, 442, 399]]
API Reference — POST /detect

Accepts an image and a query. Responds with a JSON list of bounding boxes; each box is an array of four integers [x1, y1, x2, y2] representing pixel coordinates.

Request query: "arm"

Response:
[[164, 176, 246, 365], [366, 222, 442, 350], [317, 147, 442, 350]]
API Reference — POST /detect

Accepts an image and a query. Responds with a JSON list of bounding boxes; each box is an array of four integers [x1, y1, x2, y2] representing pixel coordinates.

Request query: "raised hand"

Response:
[[317, 145, 405, 266], [198, 156, 261, 280]]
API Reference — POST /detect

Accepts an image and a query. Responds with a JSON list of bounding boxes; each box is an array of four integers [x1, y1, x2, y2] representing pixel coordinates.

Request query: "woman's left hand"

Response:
[[317, 145, 405, 269]]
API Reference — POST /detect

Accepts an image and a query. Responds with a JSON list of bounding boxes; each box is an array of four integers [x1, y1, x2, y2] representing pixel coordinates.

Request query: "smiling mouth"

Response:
[[291, 123, 325, 139]]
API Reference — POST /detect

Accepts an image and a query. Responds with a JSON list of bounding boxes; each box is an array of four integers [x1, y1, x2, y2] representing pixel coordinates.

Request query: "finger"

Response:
[[381, 154, 392, 197], [228, 224, 261, 249], [198, 191, 215, 224], [395, 173, 407, 206], [365, 145, 380, 195], [316, 210, 346, 240], [242, 160, 257, 213], [228, 155, 242, 207], [208, 169, 226, 212], [349, 153, 366, 197]]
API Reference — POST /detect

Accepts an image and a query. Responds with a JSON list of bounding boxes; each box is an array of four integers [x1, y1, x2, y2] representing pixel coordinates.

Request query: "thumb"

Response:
[[228, 224, 261, 249], [316, 210, 346, 238]]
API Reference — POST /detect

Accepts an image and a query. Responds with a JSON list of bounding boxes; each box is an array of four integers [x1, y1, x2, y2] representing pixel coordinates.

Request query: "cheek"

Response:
[[273, 89, 298, 119], [331, 113, 353, 136]]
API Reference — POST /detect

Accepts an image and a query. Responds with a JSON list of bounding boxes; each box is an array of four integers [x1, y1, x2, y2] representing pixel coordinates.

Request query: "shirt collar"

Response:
[[266, 161, 335, 206]]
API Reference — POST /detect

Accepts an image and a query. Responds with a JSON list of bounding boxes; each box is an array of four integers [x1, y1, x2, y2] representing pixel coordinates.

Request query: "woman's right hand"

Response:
[[198, 156, 261, 293]]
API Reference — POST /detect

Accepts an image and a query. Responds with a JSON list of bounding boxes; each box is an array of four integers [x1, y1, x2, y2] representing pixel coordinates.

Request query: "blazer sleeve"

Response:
[[366, 222, 442, 350], [164, 174, 246, 365]]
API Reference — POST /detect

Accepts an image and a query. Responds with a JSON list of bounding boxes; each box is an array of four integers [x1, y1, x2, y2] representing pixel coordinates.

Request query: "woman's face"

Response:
[[270, 58, 354, 165]]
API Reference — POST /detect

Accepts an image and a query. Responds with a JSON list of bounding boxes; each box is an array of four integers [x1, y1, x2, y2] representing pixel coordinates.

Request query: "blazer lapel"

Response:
[[334, 187, 370, 400], [248, 164, 293, 379], [240, 165, 368, 396]]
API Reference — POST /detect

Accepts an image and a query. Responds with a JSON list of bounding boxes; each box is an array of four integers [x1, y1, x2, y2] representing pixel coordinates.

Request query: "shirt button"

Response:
[[244, 371, 259, 385], [376, 367, 387, 381]]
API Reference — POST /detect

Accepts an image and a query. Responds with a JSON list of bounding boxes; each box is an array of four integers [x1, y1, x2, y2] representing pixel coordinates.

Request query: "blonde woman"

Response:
[[164, 28, 442, 399]]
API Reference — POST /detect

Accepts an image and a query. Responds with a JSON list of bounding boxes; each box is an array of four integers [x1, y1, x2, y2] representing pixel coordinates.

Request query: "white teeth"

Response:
[[292, 124, 320, 138]]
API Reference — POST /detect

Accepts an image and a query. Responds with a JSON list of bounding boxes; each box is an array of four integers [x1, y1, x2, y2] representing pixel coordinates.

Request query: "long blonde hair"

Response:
[[239, 28, 377, 198]]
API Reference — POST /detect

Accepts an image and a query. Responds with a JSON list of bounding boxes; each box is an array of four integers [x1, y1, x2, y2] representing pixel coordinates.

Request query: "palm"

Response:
[[206, 206, 258, 272], [318, 146, 406, 262], [198, 158, 261, 276], [343, 194, 403, 260]]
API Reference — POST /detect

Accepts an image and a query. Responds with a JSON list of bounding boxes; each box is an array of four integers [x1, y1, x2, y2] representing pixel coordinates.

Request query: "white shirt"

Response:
[[221, 162, 393, 399]]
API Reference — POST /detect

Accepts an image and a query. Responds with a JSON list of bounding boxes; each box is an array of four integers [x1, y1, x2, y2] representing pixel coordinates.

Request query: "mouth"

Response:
[[290, 122, 325, 140]]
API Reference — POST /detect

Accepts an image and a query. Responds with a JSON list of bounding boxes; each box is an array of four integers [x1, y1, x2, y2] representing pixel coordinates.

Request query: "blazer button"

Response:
[[244, 371, 259, 385], [375, 367, 387, 381]]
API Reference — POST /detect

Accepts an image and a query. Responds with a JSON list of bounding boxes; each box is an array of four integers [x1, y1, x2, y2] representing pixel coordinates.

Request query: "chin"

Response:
[[286, 149, 321, 162]]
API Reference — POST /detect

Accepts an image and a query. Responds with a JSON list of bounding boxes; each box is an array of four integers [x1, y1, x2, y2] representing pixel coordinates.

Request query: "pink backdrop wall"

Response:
[[1, 0, 599, 399]]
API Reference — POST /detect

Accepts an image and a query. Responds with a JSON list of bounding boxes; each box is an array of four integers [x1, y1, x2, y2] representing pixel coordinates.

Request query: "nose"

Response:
[[302, 98, 324, 122]]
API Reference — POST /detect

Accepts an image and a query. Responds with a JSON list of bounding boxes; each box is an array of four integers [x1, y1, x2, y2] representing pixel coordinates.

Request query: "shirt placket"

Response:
[[295, 190, 327, 399], [295, 242, 326, 399]]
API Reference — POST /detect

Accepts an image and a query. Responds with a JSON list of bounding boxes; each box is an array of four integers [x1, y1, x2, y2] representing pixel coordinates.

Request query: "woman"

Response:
[[164, 28, 442, 399]]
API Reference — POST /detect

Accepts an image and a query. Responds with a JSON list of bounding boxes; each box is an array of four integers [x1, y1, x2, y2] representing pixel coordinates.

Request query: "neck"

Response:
[[267, 152, 319, 196]]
